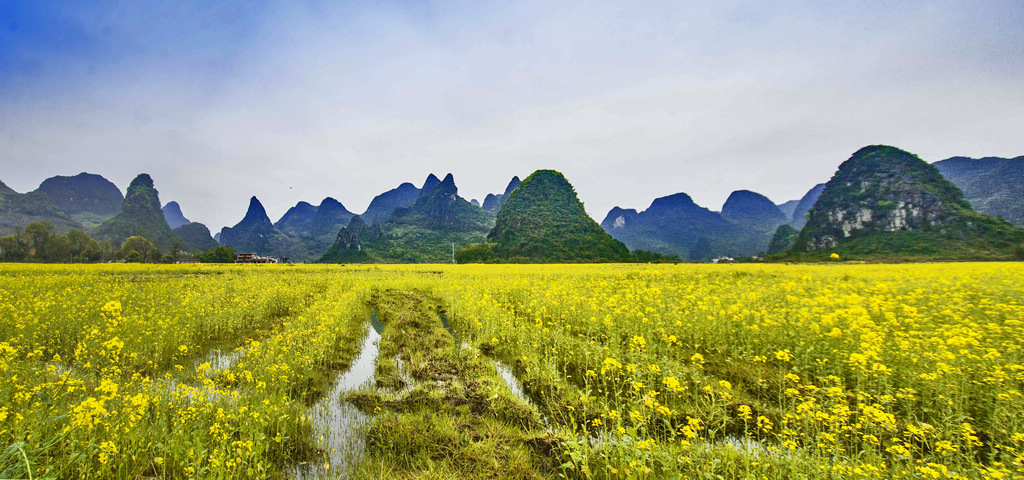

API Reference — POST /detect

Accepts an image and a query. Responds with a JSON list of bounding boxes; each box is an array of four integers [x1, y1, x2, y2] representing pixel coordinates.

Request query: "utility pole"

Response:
[[451, 242, 455, 264]]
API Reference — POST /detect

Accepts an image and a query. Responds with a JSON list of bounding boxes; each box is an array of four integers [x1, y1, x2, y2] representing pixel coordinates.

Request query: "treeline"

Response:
[[0, 221, 236, 263]]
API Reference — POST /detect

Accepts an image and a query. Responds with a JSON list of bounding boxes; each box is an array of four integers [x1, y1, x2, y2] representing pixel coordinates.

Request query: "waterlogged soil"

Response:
[[290, 311, 383, 479], [284, 292, 561, 479], [493, 359, 527, 401], [437, 308, 461, 344], [344, 290, 560, 479], [197, 346, 246, 374]]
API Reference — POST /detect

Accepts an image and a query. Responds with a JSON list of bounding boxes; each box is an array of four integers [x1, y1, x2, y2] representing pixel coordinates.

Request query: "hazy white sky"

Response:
[[2, 1, 1023, 230]]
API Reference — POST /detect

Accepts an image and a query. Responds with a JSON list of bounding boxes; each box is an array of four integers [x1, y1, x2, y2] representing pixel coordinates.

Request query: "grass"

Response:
[[346, 289, 556, 479]]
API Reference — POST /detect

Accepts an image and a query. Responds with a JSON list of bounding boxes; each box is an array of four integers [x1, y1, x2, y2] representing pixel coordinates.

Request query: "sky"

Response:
[[2, 1, 1023, 232]]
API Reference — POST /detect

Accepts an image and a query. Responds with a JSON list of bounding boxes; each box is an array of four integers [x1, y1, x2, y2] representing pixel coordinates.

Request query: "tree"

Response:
[[42, 234, 72, 262], [0, 235, 25, 261], [24, 221, 54, 258], [82, 241, 102, 262], [630, 249, 680, 263], [121, 236, 159, 263], [66, 229, 101, 263], [767, 224, 800, 255], [198, 245, 237, 263], [169, 241, 184, 262], [99, 240, 115, 262]]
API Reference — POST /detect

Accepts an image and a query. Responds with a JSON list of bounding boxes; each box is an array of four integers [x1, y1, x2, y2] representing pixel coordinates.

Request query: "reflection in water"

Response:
[[721, 436, 772, 456], [197, 347, 245, 374], [290, 311, 383, 479], [492, 360, 526, 400], [436, 309, 460, 344], [492, 359, 551, 427], [389, 356, 417, 395], [370, 311, 386, 335], [178, 347, 248, 403], [335, 324, 381, 391]]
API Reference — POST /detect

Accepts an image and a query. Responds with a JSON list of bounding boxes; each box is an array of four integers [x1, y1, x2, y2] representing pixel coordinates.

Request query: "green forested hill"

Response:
[[792, 145, 1024, 260], [91, 174, 182, 250], [36, 172, 124, 230], [0, 180, 83, 236], [459, 170, 630, 263]]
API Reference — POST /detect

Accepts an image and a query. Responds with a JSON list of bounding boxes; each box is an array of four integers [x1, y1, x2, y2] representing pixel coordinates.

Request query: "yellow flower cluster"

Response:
[[434, 262, 1024, 478]]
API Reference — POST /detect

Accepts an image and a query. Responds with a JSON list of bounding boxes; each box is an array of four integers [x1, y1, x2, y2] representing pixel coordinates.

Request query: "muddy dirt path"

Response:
[[342, 290, 560, 479]]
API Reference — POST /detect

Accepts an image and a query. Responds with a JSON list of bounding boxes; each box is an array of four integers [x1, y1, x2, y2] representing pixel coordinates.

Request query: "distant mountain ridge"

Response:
[[934, 156, 1024, 227], [722, 190, 787, 231], [360, 182, 420, 225], [390, 174, 490, 231], [6, 147, 1024, 263], [162, 201, 191, 229], [275, 201, 317, 237], [1, 172, 127, 236], [36, 172, 123, 230], [601, 189, 788, 260], [174, 222, 218, 252], [318, 216, 379, 263], [789, 183, 825, 228], [418, 174, 442, 199], [777, 200, 799, 219], [0, 180, 82, 236], [309, 198, 354, 239], [268, 197, 356, 260], [322, 173, 494, 263], [482, 177, 521, 212]]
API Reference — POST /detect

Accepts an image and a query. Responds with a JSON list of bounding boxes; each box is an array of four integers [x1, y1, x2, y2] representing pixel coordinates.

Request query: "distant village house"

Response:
[[235, 253, 279, 264]]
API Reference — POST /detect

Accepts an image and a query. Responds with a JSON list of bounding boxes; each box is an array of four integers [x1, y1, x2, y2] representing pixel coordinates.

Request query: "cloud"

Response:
[[1, 1, 1023, 231]]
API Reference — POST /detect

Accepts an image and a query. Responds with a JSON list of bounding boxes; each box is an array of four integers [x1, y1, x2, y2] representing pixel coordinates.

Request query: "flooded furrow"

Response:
[[438, 309, 544, 424], [289, 310, 383, 480], [492, 360, 527, 400], [490, 358, 553, 427], [196, 346, 246, 375], [388, 355, 417, 396], [162, 346, 250, 404], [436, 309, 460, 344]]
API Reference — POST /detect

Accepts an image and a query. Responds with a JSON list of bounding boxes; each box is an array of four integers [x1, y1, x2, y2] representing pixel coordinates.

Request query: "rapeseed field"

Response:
[[1, 263, 1021, 479]]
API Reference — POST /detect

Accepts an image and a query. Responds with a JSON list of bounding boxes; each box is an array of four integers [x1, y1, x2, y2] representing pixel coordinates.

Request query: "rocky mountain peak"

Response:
[[790, 183, 825, 227], [795, 145, 976, 251], [91, 173, 180, 249], [361, 182, 420, 225], [419, 174, 442, 198], [243, 196, 272, 225], [0, 180, 16, 196], [646, 193, 697, 216], [318, 197, 347, 212]]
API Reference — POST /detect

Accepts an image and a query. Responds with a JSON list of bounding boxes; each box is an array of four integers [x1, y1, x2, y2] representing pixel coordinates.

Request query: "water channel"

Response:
[[289, 310, 384, 479], [289, 308, 543, 478]]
